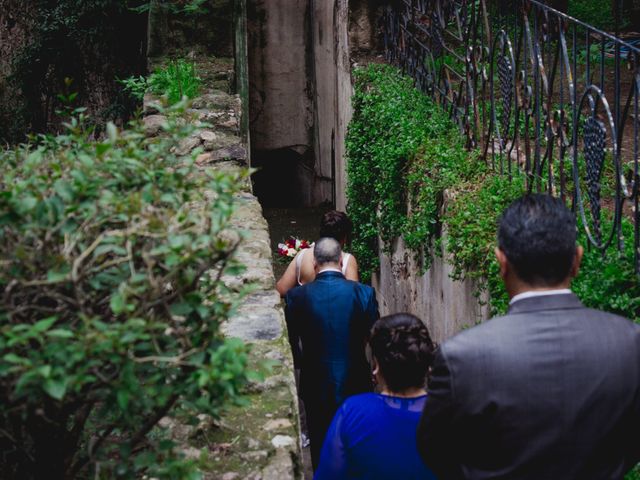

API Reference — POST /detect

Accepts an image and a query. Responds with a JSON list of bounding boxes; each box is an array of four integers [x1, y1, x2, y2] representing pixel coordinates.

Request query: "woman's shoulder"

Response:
[[333, 393, 384, 430], [340, 393, 385, 414]]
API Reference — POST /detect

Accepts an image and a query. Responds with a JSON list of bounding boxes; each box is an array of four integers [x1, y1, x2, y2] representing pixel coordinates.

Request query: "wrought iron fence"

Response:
[[383, 0, 640, 274]]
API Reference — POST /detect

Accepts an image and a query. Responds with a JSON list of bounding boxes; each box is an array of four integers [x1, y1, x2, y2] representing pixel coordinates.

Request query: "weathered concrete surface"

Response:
[[348, 0, 384, 55], [248, 0, 355, 208], [248, 1, 314, 153], [245, 1, 384, 209], [311, 0, 353, 210], [247, 0, 323, 207], [144, 56, 301, 479], [372, 232, 490, 344]]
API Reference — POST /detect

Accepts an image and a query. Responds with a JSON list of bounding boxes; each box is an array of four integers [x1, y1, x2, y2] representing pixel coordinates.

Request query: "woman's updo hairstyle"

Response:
[[369, 313, 436, 392], [319, 211, 353, 244]]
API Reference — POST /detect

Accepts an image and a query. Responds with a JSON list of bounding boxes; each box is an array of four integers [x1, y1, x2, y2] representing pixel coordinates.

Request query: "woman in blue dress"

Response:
[[314, 313, 438, 479]]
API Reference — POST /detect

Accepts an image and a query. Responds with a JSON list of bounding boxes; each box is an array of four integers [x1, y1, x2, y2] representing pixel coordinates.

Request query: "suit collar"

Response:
[[316, 270, 345, 280], [507, 292, 583, 315]]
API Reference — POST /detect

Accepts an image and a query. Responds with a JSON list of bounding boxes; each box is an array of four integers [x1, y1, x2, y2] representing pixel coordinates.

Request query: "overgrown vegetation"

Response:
[[0, 0, 148, 143], [0, 0, 223, 143], [0, 106, 251, 479], [120, 59, 202, 105], [346, 63, 640, 322], [346, 65, 485, 281]]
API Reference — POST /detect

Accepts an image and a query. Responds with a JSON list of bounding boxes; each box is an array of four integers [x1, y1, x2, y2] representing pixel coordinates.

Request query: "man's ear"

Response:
[[371, 357, 379, 375], [495, 247, 509, 280], [313, 258, 319, 272], [570, 245, 584, 278]]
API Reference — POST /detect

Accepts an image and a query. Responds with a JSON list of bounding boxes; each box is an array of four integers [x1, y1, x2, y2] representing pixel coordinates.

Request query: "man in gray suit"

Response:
[[417, 194, 640, 479]]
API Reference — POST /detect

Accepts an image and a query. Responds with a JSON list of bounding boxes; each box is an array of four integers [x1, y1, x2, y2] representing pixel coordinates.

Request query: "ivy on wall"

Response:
[[346, 64, 485, 282], [346, 64, 640, 322]]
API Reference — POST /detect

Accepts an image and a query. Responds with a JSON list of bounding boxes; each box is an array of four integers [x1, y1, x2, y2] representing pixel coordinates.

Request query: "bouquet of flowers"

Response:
[[278, 237, 312, 259]]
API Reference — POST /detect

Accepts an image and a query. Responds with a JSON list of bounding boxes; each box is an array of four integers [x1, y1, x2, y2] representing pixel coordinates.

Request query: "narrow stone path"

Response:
[[263, 207, 332, 480]]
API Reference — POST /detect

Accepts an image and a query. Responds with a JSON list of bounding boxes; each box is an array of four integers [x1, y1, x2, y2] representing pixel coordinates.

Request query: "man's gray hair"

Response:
[[314, 237, 342, 266]]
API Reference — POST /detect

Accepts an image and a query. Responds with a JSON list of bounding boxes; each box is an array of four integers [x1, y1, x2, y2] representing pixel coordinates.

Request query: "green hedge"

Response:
[[346, 64, 640, 322], [0, 109, 250, 479]]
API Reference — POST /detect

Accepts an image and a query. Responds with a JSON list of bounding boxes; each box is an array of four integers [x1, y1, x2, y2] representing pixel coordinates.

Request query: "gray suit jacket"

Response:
[[417, 293, 640, 480]]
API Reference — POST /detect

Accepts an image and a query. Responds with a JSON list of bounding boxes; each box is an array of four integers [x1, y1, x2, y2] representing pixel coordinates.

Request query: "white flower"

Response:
[[287, 248, 296, 257]]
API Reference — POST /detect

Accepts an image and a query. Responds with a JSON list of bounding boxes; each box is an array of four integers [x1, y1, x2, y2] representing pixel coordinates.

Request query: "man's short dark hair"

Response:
[[498, 194, 577, 286], [319, 211, 352, 243], [314, 237, 341, 266]]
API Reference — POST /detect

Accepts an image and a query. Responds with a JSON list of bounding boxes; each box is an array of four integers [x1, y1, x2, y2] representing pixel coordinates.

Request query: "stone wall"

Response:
[[372, 229, 490, 344], [143, 56, 301, 479]]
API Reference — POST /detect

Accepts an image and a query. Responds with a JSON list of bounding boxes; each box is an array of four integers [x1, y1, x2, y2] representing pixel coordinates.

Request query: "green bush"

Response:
[[346, 64, 484, 281], [347, 64, 640, 322], [0, 109, 250, 478], [149, 60, 202, 104], [121, 60, 202, 105], [445, 173, 526, 315]]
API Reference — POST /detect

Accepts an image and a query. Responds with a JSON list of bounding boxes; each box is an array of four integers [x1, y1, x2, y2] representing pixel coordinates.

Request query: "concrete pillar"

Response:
[[310, 0, 353, 210], [234, 0, 251, 151]]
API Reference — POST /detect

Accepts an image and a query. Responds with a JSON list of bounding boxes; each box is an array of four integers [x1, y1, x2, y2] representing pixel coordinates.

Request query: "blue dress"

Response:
[[314, 393, 437, 479]]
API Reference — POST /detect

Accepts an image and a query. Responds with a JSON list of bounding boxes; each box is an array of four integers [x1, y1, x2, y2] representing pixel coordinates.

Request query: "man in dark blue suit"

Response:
[[285, 237, 379, 468]]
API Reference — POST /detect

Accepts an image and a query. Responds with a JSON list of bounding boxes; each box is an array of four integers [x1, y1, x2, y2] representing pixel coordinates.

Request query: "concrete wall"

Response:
[[247, 0, 319, 206], [311, 0, 353, 210], [372, 232, 491, 344], [246, 0, 383, 209], [348, 0, 384, 56]]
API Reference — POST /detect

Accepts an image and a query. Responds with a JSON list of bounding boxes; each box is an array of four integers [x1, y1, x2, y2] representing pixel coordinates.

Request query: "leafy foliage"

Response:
[[446, 173, 640, 321], [1, 0, 147, 143], [133, 0, 213, 15], [120, 60, 202, 105], [573, 218, 640, 321], [347, 64, 640, 323], [148, 60, 202, 104], [0, 107, 250, 478], [445, 174, 526, 315], [346, 64, 484, 281]]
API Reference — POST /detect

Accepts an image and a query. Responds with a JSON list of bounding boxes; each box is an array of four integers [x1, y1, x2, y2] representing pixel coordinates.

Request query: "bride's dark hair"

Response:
[[369, 313, 436, 392], [319, 210, 353, 244]]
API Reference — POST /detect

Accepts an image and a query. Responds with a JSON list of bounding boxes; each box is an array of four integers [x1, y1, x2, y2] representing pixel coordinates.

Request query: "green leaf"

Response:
[[95, 142, 111, 156], [43, 379, 67, 400], [16, 196, 37, 213], [110, 292, 126, 314], [4, 353, 28, 365], [46, 329, 74, 339], [33, 317, 57, 333], [107, 122, 118, 142], [54, 180, 73, 202], [170, 302, 193, 316], [47, 268, 70, 282], [117, 390, 129, 410]]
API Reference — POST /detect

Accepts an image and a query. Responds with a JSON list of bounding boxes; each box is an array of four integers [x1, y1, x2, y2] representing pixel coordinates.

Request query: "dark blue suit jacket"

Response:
[[285, 271, 379, 460]]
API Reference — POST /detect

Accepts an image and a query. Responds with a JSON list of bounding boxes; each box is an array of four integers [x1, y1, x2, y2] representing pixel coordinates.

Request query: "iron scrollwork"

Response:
[[382, 0, 640, 275]]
